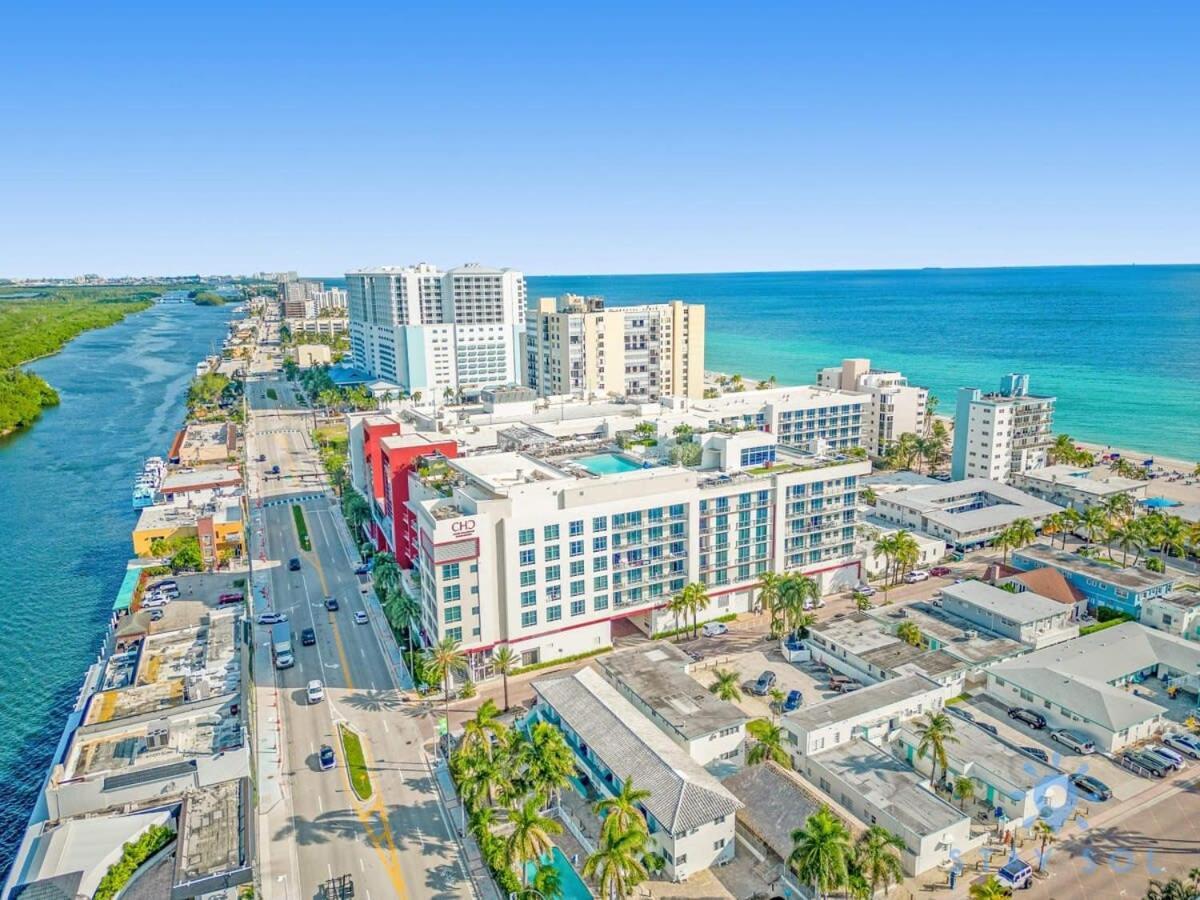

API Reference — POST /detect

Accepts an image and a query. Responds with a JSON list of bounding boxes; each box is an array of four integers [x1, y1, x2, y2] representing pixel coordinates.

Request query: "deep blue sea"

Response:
[[525, 266, 1200, 460], [0, 302, 234, 882]]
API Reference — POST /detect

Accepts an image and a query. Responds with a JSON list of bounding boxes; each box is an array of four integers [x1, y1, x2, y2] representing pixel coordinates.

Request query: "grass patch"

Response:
[[945, 692, 972, 705], [339, 724, 372, 800], [511, 646, 612, 676], [1080, 618, 1130, 636], [93, 823, 175, 900], [266, 387, 277, 400], [292, 505, 312, 551]]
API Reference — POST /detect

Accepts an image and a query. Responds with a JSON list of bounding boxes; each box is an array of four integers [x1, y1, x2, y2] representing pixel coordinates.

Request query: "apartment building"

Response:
[[816, 358, 928, 456], [677, 385, 869, 454], [392, 430, 867, 680], [347, 262, 526, 394], [951, 374, 1056, 482], [526, 295, 705, 400]]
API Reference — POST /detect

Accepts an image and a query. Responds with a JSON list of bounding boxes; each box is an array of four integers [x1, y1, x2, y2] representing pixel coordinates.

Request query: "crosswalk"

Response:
[[256, 427, 305, 436], [260, 492, 327, 507]]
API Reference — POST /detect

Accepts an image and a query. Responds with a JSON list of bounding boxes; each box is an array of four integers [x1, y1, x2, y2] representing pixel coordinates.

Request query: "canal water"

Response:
[[0, 301, 235, 881]]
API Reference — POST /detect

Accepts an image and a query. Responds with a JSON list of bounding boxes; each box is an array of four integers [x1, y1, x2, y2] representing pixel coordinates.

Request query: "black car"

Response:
[[947, 706, 975, 723], [1070, 773, 1112, 801], [270, 464, 281, 475], [1021, 746, 1050, 763], [354, 563, 370, 575], [258, 454, 267, 462], [324, 596, 339, 611], [288, 558, 301, 571], [1008, 707, 1047, 729], [301, 627, 316, 646], [977, 722, 999, 736]]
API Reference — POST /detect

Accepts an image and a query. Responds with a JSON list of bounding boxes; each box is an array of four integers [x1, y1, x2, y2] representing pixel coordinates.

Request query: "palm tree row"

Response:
[[882, 422, 950, 474], [993, 517, 1036, 564], [666, 581, 711, 639], [1049, 433, 1096, 468], [1042, 500, 1200, 565], [873, 530, 921, 599], [789, 805, 906, 899], [756, 571, 819, 638]]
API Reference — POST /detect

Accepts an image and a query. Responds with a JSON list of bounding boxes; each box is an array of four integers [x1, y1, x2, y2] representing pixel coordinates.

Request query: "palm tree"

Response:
[[1032, 818, 1056, 871], [458, 749, 512, 811], [505, 795, 562, 885], [768, 687, 787, 721], [788, 805, 852, 900], [1082, 506, 1109, 547], [594, 778, 651, 841], [1050, 433, 1079, 465], [666, 590, 690, 639], [854, 825, 906, 897], [953, 775, 976, 811], [1060, 507, 1082, 547], [493, 645, 517, 711], [461, 699, 505, 758], [674, 581, 710, 639], [709, 667, 742, 702], [897, 621, 922, 647], [757, 571, 784, 631], [1007, 518, 1036, 555], [423, 636, 468, 733], [969, 875, 1011, 899], [371, 551, 401, 599], [583, 830, 649, 900], [521, 721, 576, 807], [1159, 515, 1189, 558], [874, 533, 899, 599], [469, 803, 497, 843], [994, 526, 1016, 564], [1109, 521, 1145, 566], [384, 592, 421, 653], [893, 530, 921, 582], [779, 573, 820, 636], [532, 860, 564, 899], [914, 712, 958, 792], [747, 719, 791, 767]]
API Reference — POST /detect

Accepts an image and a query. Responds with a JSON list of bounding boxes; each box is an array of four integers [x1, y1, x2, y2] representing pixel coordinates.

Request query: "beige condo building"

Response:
[[526, 295, 705, 400]]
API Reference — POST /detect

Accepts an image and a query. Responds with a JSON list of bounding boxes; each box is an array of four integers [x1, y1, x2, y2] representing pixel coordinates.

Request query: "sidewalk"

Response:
[[430, 757, 500, 900]]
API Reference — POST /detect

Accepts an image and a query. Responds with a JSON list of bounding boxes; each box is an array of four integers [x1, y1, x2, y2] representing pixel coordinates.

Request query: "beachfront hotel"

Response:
[[346, 262, 526, 395], [816, 358, 929, 456], [347, 403, 869, 680], [525, 294, 706, 401], [950, 373, 1056, 482]]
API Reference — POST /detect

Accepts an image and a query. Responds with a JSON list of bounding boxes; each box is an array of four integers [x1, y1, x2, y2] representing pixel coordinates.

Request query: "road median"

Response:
[[339, 723, 373, 801]]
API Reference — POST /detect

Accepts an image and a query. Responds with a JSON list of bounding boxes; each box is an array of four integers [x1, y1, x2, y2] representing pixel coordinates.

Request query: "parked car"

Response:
[[324, 596, 340, 611], [149, 609, 165, 622], [1163, 732, 1200, 759], [783, 690, 803, 713], [855, 583, 876, 597], [835, 681, 863, 693], [258, 454, 267, 462], [929, 566, 952, 577], [903, 570, 930, 584], [1145, 744, 1185, 770], [354, 563, 370, 576], [1123, 750, 1169, 778], [947, 706, 975, 723], [751, 671, 777, 696], [998, 858, 1034, 891], [257, 611, 288, 625], [149, 585, 180, 599], [1050, 729, 1096, 755], [976, 722, 999, 736], [149, 579, 177, 590], [307, 680, 325, 704], [1070, 773, 1112, 801], [270, 465, 281, 475], [218, 592, 244, 606], [1021, 746, 1050, 763], [319, 744, 336, 770], [1008, 707, 1047, 729], [288, 558, 301, 571], [354, 611, 369, 625], [701, 621, 729, 637]]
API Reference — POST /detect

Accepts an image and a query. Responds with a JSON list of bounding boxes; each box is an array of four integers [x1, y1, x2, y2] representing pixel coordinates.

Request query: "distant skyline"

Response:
[[3, 2, 1198, 277]]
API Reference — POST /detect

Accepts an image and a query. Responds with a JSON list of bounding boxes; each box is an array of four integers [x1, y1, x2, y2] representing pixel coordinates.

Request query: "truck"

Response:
[[272, 622, 294, 669]]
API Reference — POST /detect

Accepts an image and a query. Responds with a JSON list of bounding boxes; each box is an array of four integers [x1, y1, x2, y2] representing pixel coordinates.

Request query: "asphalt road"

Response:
[[243, 346, 472, 900]]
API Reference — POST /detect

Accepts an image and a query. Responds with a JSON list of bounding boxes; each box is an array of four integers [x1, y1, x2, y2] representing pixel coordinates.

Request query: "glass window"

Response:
[[520, 590, 537, 608], [446, 626, 462, 643], [444, 606, 462, 623], [544, 544, 560, 561], [571, 579, 585, 596], [544, 524, 559, 541], [547, 606, 562, 622], [570, 599, 586, 616], [521, 611, 537, 628], [570, 560, 585, 576], [593, 536, 608, 552], [569, 540, 584, 557], [592, 516, 607, 532], [441, 563, 460, 580], [594, 556, 608, 571], [545, 565, 560, 582], [443, 585, 461, 601], [520, 570, 536, 587], [594, 594, 609, 611], [569, 519, 584, 536], [594, 574, 609, 590], [519, 549, 535, 566], [519, 528, 535, 546]]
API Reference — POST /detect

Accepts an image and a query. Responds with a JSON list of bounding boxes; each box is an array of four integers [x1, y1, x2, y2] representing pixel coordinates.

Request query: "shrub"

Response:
[[292, 505, 312, 551], [511, 646, 612, 676], [93, 824, 175, 900], [339, 724, 372, 800], [1145, 557, 1166, 573]]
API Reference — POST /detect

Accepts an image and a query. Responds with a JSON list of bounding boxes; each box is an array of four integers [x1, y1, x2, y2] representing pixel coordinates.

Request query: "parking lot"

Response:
[[689, 646, 843, 721]]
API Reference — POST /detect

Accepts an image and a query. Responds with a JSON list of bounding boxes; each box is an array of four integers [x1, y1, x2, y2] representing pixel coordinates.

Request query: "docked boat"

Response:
[[132, 457, 167, 509]]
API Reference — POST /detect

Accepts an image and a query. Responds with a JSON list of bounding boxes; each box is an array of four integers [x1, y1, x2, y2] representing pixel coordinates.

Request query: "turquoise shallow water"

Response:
[[0, 302, 234, 881], [528, 265, 1200, 461]]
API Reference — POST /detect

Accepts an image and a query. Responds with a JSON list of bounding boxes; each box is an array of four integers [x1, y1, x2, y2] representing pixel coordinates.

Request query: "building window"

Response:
[[521, 611, 537, 628], [521, 590, 537, 608], [520, 549, 536, 566], [443, 585, 461, 602], [570, 560, 585, 577], [571, 579, 585, 596], [545, 565, 560, 582], [519, 528, 535, 546], [446, 627, 462, 642], [570, 540, 584, 557], [570, 599, 586, 616], [442, 563, 460, 580], [444, 606, 462, 623], [593, 536, 608, 552], [569, 519, 584, 536], [593, 516, 607, 532], [594, 594, 609, 611], [544, 524, 560, 541], [520, 570, 536, 587], [545, 545, 560, 562], [547, 606, 562, 622]]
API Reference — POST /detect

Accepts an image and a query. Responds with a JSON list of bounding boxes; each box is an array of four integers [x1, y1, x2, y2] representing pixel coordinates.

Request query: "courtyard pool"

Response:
[[576, 452, 644, 476], [524, 847, 593, 899]]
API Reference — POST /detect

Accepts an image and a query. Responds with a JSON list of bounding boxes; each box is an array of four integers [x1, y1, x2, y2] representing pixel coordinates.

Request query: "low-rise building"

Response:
[[938, 580, 1078, 648], [805, 613, 970, 689], [132, 501, 245, 567], [799, 740, 972, 875], [295, 343, 333, 367], [155, 465, 242, 508], [874, 478, 1060, 550], [1011, 543, 1176, 618], [985, 622, 1200, 751], [781, 673, 953, 760], [817, 358, 929, 457], [169, 422, 238, 466], [859, 516, 947, 577], [532, 668, 741, 882], [1012, 464, 1148, 512], [1139, 590, 1200, 642], [999, 566, 1089, 620], [595, 644, 748, 768]]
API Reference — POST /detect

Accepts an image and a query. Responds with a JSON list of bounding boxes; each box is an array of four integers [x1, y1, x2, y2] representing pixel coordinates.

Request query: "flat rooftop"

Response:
[[180, 422, 233, 449], [176, 778, 247, 883], [595, 644, 748, 741], [1157, 590, 1200, 610], [694, 384, 868, 415], [811, 739, 966, 837], [880, 478, 1059, 525], [1015, 544, 1175, 592], [869, 603, 1026, 666], [809, 612, 897, 656], [159, 466, 242, 493], [1019, 465, 1146, 496], [135, 501, 242, 532], [941, 580, 1067, 624], [786, 674, 943, 732], [898, 717, 1060, 792]]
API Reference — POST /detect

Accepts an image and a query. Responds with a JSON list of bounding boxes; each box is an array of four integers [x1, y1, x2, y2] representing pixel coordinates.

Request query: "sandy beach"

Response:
[[1074, 439, 1200, 506]]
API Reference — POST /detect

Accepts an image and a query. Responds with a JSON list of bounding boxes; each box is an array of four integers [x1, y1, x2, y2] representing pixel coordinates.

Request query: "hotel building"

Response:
[[816, 358, 928, 457], [346, 262, 526, 395], [679, 385, 869, 454], [950, 374, 1055, 482], [525, 295, 705, 400]]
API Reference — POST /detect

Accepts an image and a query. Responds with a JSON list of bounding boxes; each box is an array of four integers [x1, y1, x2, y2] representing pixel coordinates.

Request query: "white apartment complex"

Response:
[[816, 358, 928, 456], [347, 262, 526, 395], [950, 374, 1055, 482], [279, 279, 347, 319], [526, 295, 705, 400]]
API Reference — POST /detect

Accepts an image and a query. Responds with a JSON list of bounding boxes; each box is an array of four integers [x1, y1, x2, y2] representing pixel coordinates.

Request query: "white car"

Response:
[[307, 680, 325, 704], [353, 611, 368, 625], [1164, 732, 1200, 759], [903, 570, 930, 584], [142, 596, 169, 609], [701, 621, 728, 637]]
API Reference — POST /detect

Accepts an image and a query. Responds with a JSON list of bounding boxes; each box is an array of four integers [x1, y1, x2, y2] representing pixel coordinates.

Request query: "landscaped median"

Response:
[[292, 504, 312, 551], [339, 723, 372, 800]]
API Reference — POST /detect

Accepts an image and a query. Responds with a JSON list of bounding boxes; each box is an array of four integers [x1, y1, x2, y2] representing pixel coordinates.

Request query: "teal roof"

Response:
[[112, 567, 142, 613]]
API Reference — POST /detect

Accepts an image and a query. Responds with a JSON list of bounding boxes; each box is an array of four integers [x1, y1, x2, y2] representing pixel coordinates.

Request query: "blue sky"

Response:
[[2, 2, 1197, 277]]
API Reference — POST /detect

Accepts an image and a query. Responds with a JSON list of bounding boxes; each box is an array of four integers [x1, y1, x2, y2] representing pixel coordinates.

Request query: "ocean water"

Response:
[[0, 302, 234, 882], [526, 266, 1200, 460]]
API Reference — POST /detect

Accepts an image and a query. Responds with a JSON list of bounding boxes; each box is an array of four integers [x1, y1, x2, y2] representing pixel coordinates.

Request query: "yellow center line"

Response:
[[306, 523, 356, 692]]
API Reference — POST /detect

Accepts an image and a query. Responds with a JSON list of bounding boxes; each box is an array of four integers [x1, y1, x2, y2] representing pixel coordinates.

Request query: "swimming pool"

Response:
[[576, 452, 644, 475], [523, 847, 594, 899], [1143, 497, 1182, 509]]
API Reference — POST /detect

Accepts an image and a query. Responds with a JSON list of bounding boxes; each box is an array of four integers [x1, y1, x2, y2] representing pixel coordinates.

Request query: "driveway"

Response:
[[690, 646, 838, 721]]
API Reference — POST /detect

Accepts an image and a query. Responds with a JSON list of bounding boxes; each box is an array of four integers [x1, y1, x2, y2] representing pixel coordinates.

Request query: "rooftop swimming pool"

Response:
[[575, 452, 644, 476], [524, 847, 593, 899]]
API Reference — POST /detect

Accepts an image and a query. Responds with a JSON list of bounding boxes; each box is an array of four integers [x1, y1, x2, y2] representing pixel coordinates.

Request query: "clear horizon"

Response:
[[2, 2, 1198, 276]]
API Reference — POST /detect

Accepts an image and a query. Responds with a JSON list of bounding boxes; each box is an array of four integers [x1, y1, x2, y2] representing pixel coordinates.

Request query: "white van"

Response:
[[1050, 729, 1096, 754]]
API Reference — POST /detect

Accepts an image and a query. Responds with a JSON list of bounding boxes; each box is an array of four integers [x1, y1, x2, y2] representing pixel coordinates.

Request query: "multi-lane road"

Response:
[[242, 338, 472, 900]]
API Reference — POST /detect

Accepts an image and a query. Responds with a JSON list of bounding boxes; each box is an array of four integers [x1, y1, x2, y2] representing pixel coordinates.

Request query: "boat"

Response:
[[132, 456, 167, 509]]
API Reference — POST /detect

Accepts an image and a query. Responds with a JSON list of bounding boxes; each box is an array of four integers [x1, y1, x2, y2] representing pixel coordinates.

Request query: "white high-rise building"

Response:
[[951, 374, 1055, 482], [347, 263, 526, 395], [816, 358, 929, 456]]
